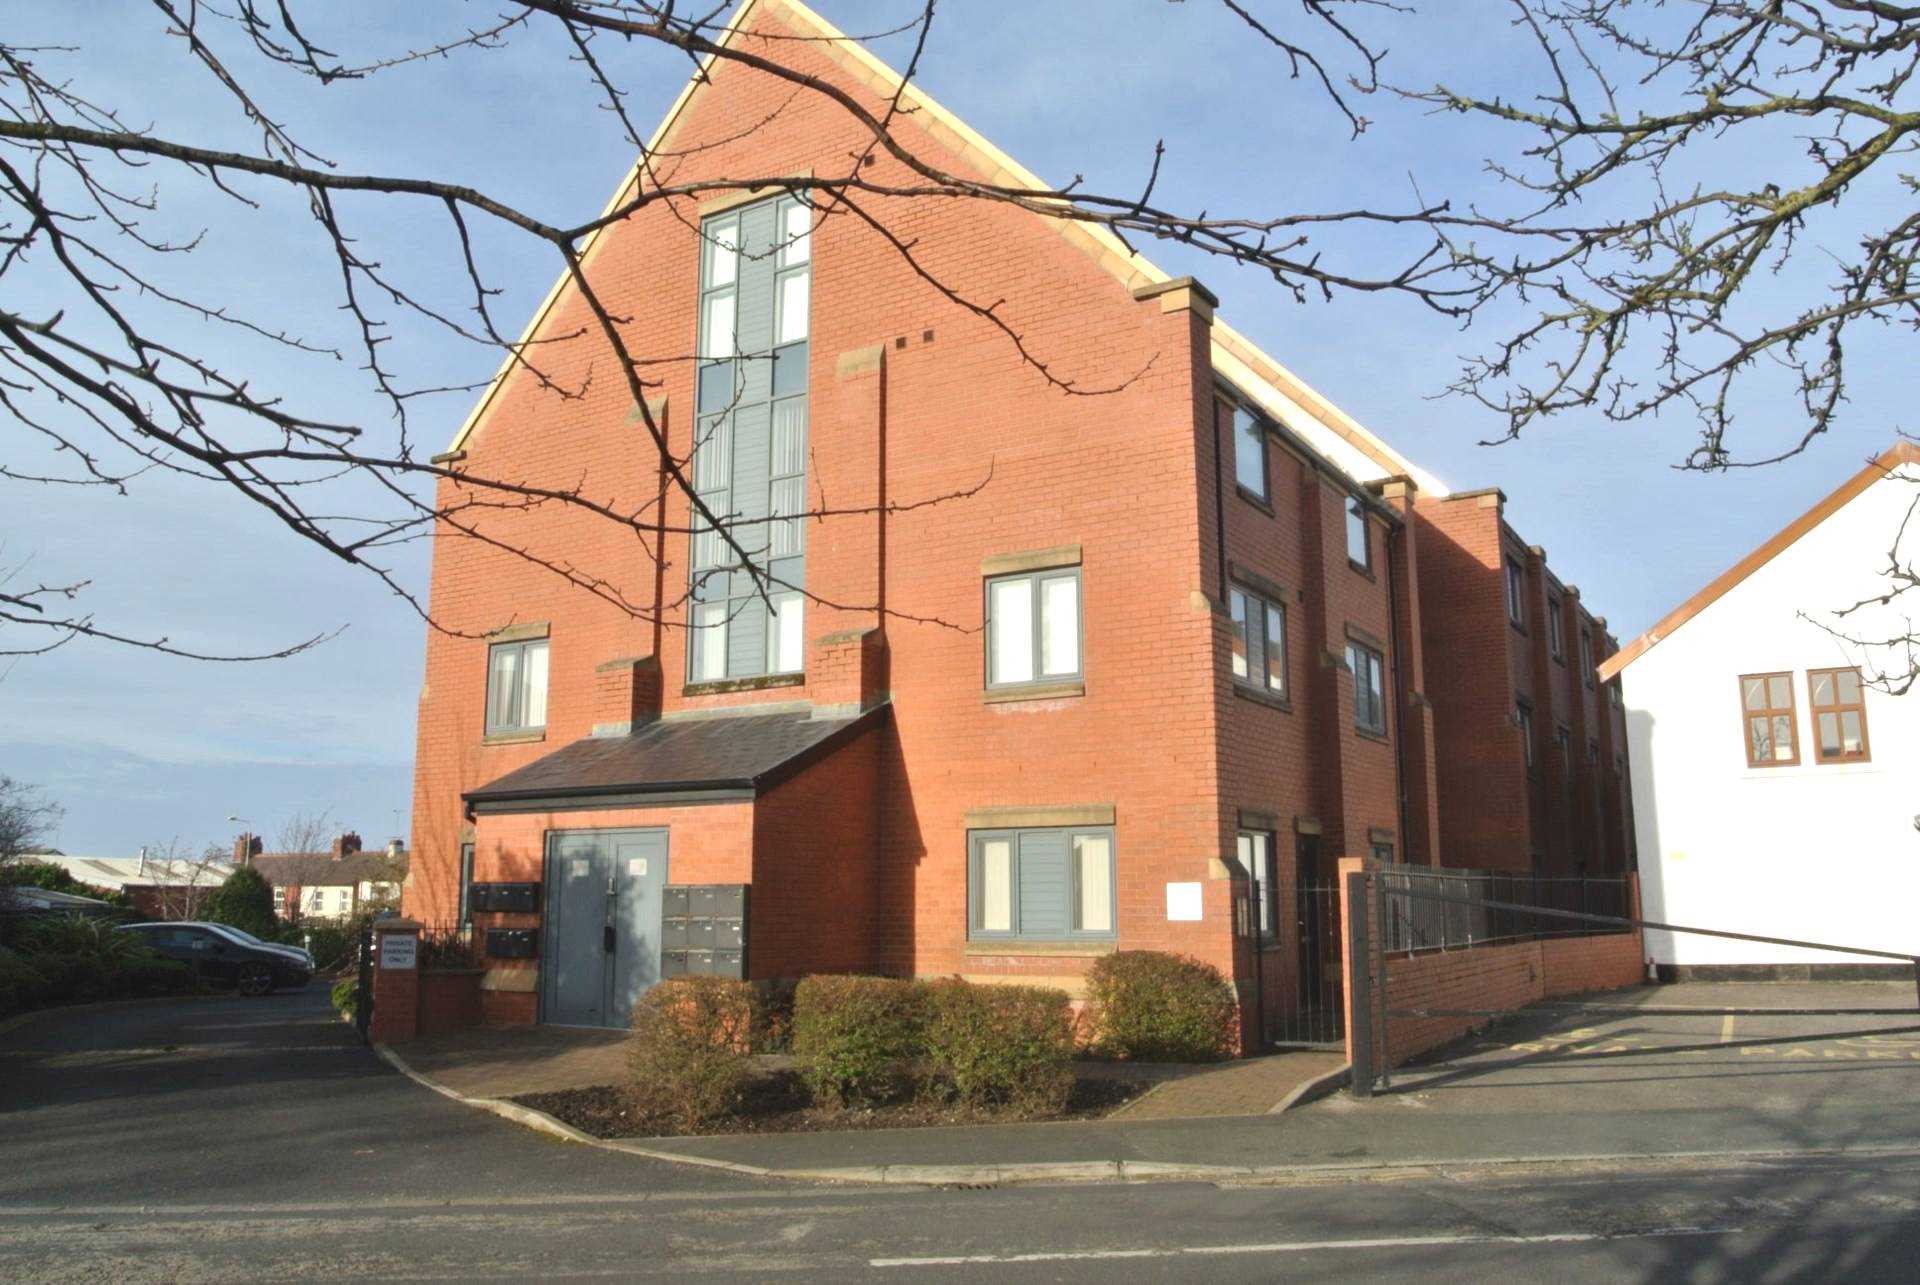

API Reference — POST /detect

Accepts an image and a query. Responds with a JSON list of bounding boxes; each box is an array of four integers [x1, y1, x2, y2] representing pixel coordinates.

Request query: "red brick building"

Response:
[[404, 0, 1630, 1043]]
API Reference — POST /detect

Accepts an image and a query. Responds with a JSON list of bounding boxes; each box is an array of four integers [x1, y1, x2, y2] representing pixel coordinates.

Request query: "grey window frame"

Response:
[[485, 638, 548, 735], [1235, 828, 1279, 943], [1346, 639, 1387, 736], [1546, 596, 1564, 660], [984, 567, 1083, 690], [1345, 497, 1372, 572], [1232, 404, 1269, 501], [1228, 584, 1289, 699], [1579, 628, 1595, 687], [966, 825, 1118, 941], [1506, 556, 1527, 628], [1370, 841, 1395, 864], [1516, 699, 1536, 772], [457, 842, 475, 927]]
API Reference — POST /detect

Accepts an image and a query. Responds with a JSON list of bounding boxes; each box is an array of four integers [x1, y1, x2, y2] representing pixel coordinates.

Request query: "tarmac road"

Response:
[[4, 986, 1918, 1281]]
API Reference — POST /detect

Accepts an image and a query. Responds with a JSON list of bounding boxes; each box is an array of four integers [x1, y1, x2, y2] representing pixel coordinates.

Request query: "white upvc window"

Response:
[[986, 569, 1081, 688], [691, 602, 729, 682], [767, 592, 805, 674], [486, 638, 549, 734]]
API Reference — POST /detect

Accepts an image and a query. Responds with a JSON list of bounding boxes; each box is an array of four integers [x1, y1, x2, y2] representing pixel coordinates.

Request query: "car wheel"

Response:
[[237, 963, 275, 997]]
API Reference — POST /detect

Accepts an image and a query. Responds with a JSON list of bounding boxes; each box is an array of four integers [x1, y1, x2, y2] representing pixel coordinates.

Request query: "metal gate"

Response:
[[352, 918, 374, 1044], [1269, 877, 1345, 1045]]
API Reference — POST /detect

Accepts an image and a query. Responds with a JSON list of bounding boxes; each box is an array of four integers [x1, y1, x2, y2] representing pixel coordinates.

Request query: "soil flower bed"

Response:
[[512, 1066, 1145, 1139]]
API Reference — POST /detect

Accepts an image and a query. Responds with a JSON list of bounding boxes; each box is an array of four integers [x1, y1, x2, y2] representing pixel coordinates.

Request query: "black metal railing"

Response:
[[1379, 867, 1631, 954], [1269, 878, 1346, 1044]]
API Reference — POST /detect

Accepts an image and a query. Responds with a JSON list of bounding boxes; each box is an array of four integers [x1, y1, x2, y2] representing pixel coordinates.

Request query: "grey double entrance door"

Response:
[[541, 828, 669, 1029]]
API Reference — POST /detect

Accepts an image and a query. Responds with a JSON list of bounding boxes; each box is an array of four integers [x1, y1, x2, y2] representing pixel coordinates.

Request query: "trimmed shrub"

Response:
[[1085, 950, 1238, 1062], [330, 976, 359, 1019], [284, 923, 355, 973], [922, 979, 1074, 1116], [628, 977, 756, 1130], [118, 955, 195, 997], [749, 978, 798, 1054], [791, 975, 926, 1107]]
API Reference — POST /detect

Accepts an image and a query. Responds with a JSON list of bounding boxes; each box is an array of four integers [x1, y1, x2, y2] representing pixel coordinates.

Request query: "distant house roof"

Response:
[[464, 703, 889, 814], [1599, 441, 1920, 682], [250, 851, 408, 889], [28, 854, 231, 891]]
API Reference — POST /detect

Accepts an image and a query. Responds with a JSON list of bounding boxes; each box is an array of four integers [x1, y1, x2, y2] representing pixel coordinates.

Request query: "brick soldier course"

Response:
[[403, 0, 1632, 1051]]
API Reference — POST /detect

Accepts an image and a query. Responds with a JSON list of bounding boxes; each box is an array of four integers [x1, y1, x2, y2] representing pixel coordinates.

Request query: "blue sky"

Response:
[[3, 1, 1904, 855]]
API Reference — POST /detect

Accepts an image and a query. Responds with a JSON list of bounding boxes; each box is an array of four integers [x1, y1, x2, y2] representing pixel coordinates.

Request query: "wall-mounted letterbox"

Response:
[[661, 884, 748, 980], [471, 882, 540, 914], [486, 928, 539, 960]]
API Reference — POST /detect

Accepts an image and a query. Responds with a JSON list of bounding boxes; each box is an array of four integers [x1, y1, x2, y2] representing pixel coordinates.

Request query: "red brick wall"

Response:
[[751, 721, 883, 978]]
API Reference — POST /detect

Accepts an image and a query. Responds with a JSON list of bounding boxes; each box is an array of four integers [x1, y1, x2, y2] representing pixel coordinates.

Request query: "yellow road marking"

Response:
[[1720, 1014, 1736, 1044]]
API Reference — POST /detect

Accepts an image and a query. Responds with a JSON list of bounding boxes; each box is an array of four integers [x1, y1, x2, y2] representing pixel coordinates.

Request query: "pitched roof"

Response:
[[250, 851, 407, 888], [30, 854, 231, 890], [1598, 441, 1920, 682], [440, 0, 1445, 497], [463, 703, 887, 813]]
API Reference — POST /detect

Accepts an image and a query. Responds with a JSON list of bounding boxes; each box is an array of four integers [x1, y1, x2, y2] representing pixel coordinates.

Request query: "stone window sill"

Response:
[[1347, 559, 1376, 582], [1232, 682, 1292, 714], [683, 673, 805, 697], [1354, 727, 1390, 746], [964, 941, 1116, 958], [482, 729, 546, 747], [983, 680, 1085, 705], [1235, 485, 1275, 517]]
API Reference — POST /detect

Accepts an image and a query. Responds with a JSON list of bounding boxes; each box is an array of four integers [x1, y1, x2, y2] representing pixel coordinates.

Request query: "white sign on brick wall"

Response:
[[379, 934, 418, 971], [1165, 882, 1203, 922]]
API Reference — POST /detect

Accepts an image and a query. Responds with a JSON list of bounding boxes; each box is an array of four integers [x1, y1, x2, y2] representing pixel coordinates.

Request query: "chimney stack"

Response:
[[233, 834, 262, 864], [330, 831, 363, 860]]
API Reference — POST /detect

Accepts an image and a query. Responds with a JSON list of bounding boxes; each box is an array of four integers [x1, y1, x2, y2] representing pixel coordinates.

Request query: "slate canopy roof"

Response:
[[463, 703, 890, 816]]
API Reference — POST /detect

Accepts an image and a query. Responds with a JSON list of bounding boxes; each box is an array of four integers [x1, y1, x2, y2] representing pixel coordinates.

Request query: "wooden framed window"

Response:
[[1807, 667, 1871, 764], [1738, 672, 1799, 767]]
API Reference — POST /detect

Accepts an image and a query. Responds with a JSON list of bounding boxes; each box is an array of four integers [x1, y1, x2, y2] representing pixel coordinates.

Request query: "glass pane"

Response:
[[1074, 835, 1112, 933], [1234, 408, 1265, 495], [1768, 675, 1791, 709], [768, 593, 804, 674], [989, 578, 1033, 684], [1840, 710, 1864, 754], [769, 476, 804, 558], [694, 602, 728, 681], [1817, 711, 1840, 758], [1229, 591, 1249, 679], [770, 398, 807, 476], [523, 641, 549, 728], [782, 201, 810, 264], [1041, 575, 1079, 676], [1770, 715, 1794, 761], [1264, 604, 1286, 693], [1742, 677, 1766, 711], [1809, 671, 1834, 707], [695, 416, 731, 490], [1836, 670, 1861, 704], [1346, 499, 1367, 565], [1748, 716, 1769, 762], [702, 292, 735, 360], [487, 646, 518, 729], [706, 220, 738, 286], [980, 840, 1012, 932], [778, 270, 810, 344]]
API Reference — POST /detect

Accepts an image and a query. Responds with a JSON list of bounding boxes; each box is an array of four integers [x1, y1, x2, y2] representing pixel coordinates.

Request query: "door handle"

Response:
[[603, 925, 616, 954]]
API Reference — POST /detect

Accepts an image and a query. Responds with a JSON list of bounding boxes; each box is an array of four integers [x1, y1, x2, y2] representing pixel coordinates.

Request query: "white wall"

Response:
[[1623, 462, 1920, 966]]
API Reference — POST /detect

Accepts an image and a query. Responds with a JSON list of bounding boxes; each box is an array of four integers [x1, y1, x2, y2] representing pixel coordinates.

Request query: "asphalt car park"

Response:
[[1375, 980, 1920, 1116]]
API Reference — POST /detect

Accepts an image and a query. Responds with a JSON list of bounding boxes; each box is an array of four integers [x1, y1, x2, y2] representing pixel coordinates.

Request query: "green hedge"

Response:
[[791, 975, 926, 1107], [628, 977, 757, 1130], [922, 979, 1074, 1113], [0, 916, 197, 1017], [1084, 950, 1238, 1062]]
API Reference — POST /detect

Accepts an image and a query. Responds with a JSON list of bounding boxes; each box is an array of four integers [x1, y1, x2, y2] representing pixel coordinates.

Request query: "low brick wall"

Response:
[[417, 971, 483, 1037], [1379, 930, 1644, 1069]]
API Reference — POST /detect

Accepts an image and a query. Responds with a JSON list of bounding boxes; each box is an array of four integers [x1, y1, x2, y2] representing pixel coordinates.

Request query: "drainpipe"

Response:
[[1385, 520, 1412, 863]]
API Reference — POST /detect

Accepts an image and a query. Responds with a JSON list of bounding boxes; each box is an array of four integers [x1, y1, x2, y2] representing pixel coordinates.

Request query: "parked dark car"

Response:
[[118, 922, 314, 996]]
